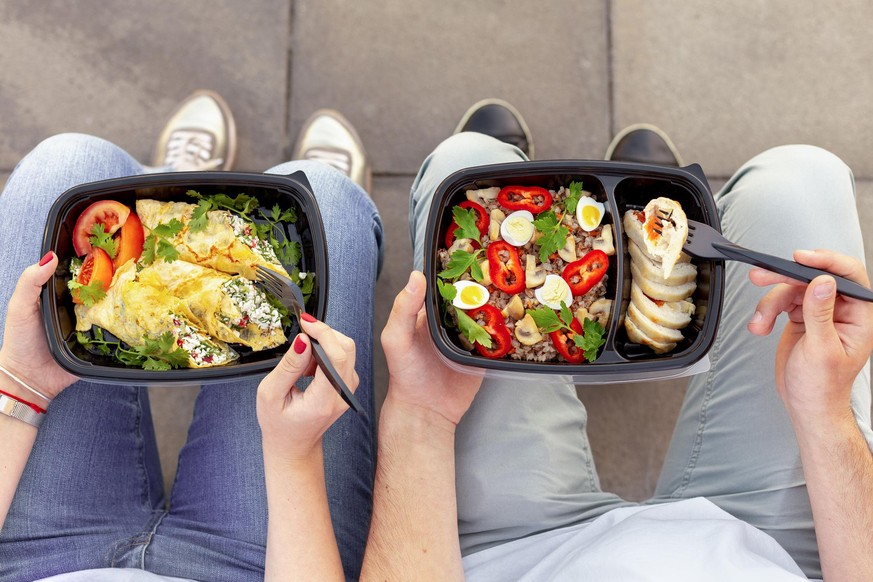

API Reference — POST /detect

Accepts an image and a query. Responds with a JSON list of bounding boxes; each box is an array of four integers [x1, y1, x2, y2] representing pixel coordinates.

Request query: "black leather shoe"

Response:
[[605, 123, 683, 167], [454, 98, 534, 159]]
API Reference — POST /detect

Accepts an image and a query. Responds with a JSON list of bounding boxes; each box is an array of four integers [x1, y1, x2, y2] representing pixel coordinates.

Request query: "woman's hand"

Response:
[[381, 271, 484, 428], [0, 252, 78, 401], [747, 249, 873, 424], [256, 316, 359, 462]]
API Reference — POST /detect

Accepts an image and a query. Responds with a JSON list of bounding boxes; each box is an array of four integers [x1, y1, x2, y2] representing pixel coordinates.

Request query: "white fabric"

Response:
[[37, 569, 195, 582], [463, 497, 818, 582]]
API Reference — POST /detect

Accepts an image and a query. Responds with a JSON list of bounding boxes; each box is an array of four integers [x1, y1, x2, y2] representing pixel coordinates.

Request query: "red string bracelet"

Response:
[[0, 387, 47, 414]]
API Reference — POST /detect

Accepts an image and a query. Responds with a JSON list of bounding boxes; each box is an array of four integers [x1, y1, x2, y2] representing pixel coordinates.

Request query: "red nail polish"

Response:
[[301, 313, 317, 323], [38, 252, 54, 266], [293, 336, 306, 354]]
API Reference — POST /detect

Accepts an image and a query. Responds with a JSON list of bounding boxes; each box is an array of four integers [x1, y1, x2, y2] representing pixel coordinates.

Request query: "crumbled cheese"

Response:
[[221, 278, 282, 331], [228, 215, 282, 264], [171, 313, 230, 366]]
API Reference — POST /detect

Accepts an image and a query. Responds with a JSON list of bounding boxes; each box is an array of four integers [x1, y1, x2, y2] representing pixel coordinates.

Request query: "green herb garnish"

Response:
[[437, 278, 457, 302], [564, 181, 584, 215], [452, 206, 482, 244], [526, 301, 605, 362], [76, 329, 190, 370], [455, 309, 492, 349], [88, 223, 118, 258], [532, 210, 569, 263], [438, 249, 485, 282], [67, 279, 106, 306]]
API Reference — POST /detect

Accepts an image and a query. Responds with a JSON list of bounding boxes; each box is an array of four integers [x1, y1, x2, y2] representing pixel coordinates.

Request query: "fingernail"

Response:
[[293, 335, 307, 354], [405, 271, 420, 294], [38, 252, 54, 266], [814, 279, 835, 299], [750, 311, 763, 324], [301, 313, 317, 323]]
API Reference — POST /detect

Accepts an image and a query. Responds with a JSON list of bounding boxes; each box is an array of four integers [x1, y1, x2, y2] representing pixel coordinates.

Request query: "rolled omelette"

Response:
[[75, 261, 239, 368], [136, 199, 289, 280], [137, 260, 286, 352]]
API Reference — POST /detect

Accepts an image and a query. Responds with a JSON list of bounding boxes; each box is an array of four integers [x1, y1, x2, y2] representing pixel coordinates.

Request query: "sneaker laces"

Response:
[[162, 129, 224, 171], [302, 147, 352, 177]]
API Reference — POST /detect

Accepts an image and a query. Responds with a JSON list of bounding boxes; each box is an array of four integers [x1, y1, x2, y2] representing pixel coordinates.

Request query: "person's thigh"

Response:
[[411, 133, 632, 556], [147, 161, 381, 582], [651, 145, 872, 578], [0, 135, 165, 580]]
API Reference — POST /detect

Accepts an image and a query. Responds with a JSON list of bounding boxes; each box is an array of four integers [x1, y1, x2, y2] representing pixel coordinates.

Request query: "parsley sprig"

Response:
[[67, 279, 106, 306], [76, 329, 190, 370], [455, 309, 492, 349], [526, 302, 606, 362], [564, 181, 584, 215], [438, 207, 486, 282], [140, 219, 184, 265], [89, 224, 118, 258], [532, 210, 569, 263]]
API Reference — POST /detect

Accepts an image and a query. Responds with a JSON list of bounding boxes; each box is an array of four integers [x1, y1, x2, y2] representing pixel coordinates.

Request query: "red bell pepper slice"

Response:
[[549, 317, 585, 363], [468, 304, 513, 359], [562, 250, 609, 296], [445, 200, 490, 247], [487, 240, 526, 294], [497, 185, 553, 214]]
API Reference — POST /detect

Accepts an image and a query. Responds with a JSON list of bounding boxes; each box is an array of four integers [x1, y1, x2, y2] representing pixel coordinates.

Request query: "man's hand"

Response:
[[0, 252, 78, 401], [381, 271, 484, 427], [747, 249, 873, 423]]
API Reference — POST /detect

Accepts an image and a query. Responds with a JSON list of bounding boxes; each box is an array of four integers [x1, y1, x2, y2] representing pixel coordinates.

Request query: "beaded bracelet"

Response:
[[0, 387, 47, 414], [0, 363, 53, 403]]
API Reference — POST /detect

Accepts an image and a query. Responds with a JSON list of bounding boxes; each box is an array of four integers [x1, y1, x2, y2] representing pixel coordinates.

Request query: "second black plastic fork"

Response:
[[664, 212, 873, 302], [255, 265, 366, 416]]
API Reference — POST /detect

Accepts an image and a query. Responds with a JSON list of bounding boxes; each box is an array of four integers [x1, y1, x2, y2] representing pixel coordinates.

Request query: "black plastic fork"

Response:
[[255, 265, 366, 416], [675, 215, 873, 302]]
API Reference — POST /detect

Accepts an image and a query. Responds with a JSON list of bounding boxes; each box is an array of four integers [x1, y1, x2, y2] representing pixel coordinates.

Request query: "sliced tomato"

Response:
[[467, 304, 513, 359], [549, 317, 585, 363], [72, 247, 114, 304], [486, 241, 525, 294], [113, 212, 145, 269], [445, 200, 489, 247], [497, 185, 552, 214], [562, 250, 609, 296], [72, 200, 131, 256]]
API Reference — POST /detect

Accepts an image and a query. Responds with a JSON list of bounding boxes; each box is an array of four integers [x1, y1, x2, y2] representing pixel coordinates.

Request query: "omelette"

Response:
[[136, 199, 289, 280], [137, 260, 286, 352], [75, 261, 239, 368]]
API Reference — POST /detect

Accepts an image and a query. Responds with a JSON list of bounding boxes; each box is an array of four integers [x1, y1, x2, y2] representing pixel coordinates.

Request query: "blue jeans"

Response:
[[0, 134, 383, 582], [410, 133, 873, 579]]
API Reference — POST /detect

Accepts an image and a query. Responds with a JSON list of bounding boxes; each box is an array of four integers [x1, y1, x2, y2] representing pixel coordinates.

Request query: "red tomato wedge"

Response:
[[72, 200, 131, 256], [113, 212, 145, 269], [72, 247, 114, 304]]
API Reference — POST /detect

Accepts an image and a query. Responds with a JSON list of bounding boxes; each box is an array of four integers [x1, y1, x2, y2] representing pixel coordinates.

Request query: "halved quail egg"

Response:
[[452, 280, 490, 310], [576, 197, 606, 231], [500, 210, 535, 247]]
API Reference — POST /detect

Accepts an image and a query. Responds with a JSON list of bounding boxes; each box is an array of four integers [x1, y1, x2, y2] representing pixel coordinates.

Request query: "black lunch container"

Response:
[[424, 160, 724, 384], [41, 170, 328, 385]]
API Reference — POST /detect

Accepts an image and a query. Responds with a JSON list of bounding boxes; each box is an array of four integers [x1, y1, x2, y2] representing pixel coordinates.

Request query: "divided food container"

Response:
[[424, 160, 724, 384], [40, 171, 328, 385]]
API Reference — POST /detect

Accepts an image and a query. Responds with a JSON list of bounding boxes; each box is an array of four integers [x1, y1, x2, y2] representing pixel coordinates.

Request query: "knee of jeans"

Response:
[[29, 133, 121, 163], [758, 144, 853, 202], [430, 131, 514, 162]]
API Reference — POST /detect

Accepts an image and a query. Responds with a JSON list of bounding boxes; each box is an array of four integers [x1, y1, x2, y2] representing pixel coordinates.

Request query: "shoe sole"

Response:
[[293, 108, 372, 193], [604, 122, 683, 166], [453, 97, 535, 160], [152, 89, 237, 171]]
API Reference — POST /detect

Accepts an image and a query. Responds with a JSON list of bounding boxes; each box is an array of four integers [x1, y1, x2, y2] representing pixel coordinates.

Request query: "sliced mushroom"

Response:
[[514, 313, 543, 346], [574, 306, 590, 327], [525, 255, 547, 288], [531, 230, 544, 244], [592, 224, 615, 256], [466, 186, 500, 205], [478, 259, 492, 286], [502, 294, 525, 320], [448, 238, 474, 255], [589, 298, 613, 327], [558, 235, 577, 262], [489, 208, 506, 241]]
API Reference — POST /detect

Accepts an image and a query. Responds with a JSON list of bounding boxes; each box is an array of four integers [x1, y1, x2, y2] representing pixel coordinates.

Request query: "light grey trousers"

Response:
[[409, 132, 873, 579]]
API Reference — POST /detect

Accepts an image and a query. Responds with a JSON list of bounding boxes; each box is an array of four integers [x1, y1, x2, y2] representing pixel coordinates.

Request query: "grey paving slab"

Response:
[[611, 2, 873, 178], [289, 0, 610, 175], [0, 0, 289, 173]]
